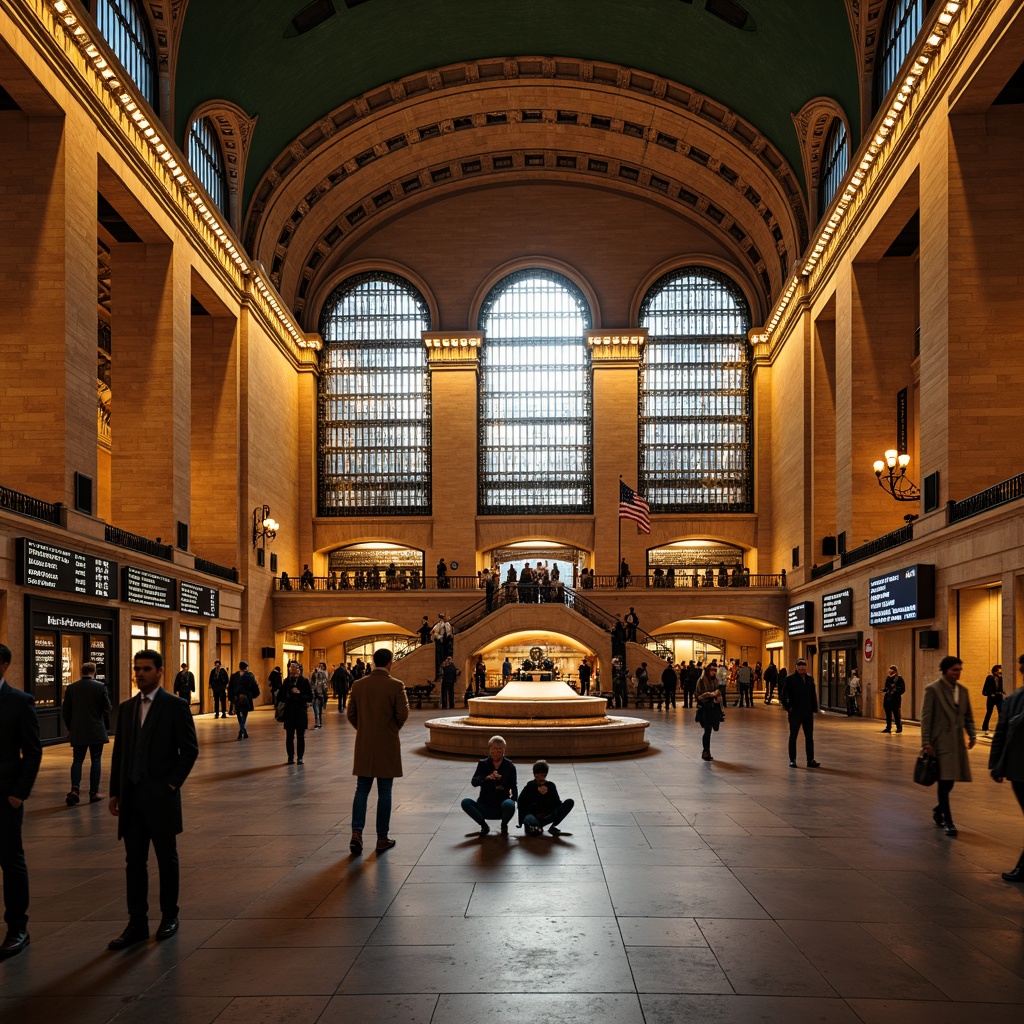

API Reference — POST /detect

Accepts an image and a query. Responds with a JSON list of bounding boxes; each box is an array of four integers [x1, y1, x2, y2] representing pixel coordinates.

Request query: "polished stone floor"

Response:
[[3, 701, 1024, 1024]]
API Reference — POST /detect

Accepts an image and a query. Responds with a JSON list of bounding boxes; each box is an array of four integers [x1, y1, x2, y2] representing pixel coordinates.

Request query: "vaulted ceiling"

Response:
[[171, 0, 861, 323]]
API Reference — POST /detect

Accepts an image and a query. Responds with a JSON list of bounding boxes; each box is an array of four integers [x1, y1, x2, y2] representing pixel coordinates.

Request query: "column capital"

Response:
[[586, 329, 647, 364], [423, 331, 483, 367]]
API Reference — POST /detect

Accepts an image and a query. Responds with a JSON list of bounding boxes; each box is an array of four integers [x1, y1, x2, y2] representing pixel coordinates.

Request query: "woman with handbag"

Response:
[[695, 663, 723, 761], [278, 660, 313, 765], [229, 662, 260, 740], [921, 655, 977, 836]]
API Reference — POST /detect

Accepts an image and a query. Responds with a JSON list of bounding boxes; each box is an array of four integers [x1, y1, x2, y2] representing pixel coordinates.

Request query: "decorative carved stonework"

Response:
[[423, 332, 483, 367], [791, 96, 849, 219], [586, 329, 647, 364]]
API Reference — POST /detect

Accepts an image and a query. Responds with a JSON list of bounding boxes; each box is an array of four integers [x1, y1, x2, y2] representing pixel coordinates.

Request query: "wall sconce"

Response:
[[873, 450, 920, 502], [252, 504, 279, 565]]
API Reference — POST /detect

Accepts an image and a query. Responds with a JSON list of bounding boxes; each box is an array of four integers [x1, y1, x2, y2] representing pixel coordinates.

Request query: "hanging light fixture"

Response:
[[873, 450, 920, 502]]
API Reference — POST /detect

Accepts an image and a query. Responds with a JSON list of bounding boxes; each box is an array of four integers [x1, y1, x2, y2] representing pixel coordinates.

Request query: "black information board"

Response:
[[16, 538, 118, 599], [180, 581, 219, 618], [788, 601, 814, 636], [868, 564, 935, 626], [122, 566, 176, 610], [822, 588, 854, 630]]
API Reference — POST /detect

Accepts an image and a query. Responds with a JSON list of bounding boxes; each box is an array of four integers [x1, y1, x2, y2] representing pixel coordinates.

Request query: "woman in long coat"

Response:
[[921, 655, 976, 836], [278, 660, 312, 765], [695, 663, 723, 761]]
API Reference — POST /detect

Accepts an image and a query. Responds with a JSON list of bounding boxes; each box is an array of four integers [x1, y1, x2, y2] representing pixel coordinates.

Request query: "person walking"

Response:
[[611, 657, 629, 709], [989, 654, 1024, 881], [278, 661, 312, 765], [107, 649, 199, 950], [0, 642, 42, 959], [736, 661, 753, 707], [695, 663, 723, 761], [268, 665, 283, 705], [208, 660, 229, 719], [172, 663, 195, 705], [331, 661, 352, 711], [982, 664, 1005, 735], [440, 657, 460, 710], [502, 656, 513, 686], [781, 659, 821, 768], [62, 661, 111, 805], [662, 662, 678, 710], [228, 662, 259, 740], [474, 657, 487, 694], [683, 661, 699, 709], [921, 655, 976, 837], [346, 648, 409, 854], [882, 665, 906, 733], [763, 661, 778, 703], [624, 608, 639, 643], [578, 659, 592, 696], [311, 662, 329, 728]]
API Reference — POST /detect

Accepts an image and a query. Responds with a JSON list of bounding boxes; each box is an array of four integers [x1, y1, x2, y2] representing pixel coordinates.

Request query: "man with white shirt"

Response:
[[107, 650, 198, 950]]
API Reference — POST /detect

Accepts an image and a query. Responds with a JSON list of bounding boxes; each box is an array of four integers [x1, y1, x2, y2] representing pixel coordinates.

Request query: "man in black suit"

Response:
[[108, 649, 198, 950], [173, 663, 195, 705], [0, 642, 42, 959], [208, 660, 229, 719], [780, 658, 821, 769], [62, 661, 111, 805]]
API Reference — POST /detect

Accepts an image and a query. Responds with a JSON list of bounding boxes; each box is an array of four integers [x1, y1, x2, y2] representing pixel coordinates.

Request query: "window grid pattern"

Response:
[[877, 0, 924, 104], [819, 118, 849, 217], [188, 118, 228, 215], [93, 0, 158, 112], [478, 270, 593, 515], [639, 268, 753, 512], [318, 273, 432, 516]]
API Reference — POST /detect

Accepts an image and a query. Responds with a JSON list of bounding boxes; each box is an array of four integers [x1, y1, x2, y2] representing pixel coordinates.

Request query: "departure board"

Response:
[[16, 538, 118, 599]]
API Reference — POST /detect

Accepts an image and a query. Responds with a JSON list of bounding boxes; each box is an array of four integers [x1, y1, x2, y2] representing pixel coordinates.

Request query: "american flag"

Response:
[[619, 481, 651, 534]]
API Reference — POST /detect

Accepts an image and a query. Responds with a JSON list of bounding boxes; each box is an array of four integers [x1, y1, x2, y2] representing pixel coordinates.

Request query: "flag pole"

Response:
[[617, 474, 623, 588]]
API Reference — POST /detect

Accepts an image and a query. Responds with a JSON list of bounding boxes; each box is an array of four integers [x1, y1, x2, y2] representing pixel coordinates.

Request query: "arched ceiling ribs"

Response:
[[142, 0, 189, 128], [844, 0, 890, 134], [243, 57, 809, 324], [792, 97, 851, 225]]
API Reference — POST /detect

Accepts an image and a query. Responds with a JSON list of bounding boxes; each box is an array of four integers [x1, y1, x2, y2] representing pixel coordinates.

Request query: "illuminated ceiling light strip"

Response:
[[756, 0, 968, 346], [43, 0, 316, 349]]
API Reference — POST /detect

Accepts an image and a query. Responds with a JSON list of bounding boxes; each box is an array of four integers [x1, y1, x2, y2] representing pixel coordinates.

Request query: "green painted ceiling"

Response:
[[174, 0, 859, 208]]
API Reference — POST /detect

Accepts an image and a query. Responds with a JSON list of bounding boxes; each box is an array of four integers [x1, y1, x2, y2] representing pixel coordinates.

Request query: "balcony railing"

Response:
[[948, 471, 1024, 525], [274, 573, 478, 592], [194, 556, 238, 583], [810, 561, 835, 580], [0, 484, 62, 525], [840, 523, 913, 567], [104, 525, 173, 561]]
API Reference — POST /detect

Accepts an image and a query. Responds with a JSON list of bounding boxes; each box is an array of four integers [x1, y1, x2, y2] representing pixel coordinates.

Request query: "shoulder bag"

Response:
[[913, 752, 939, 786]]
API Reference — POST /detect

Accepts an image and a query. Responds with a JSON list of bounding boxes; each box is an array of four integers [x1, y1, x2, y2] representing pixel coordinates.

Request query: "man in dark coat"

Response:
[[208, 660, 229, 719], [881, 665, 906, 733], [518, 761, 574, 836], [172, 663, 195, 705], [107, 649, 199, 950], [989, 653, 1024, 882], [440, 657, 461, 710], [62, 661, 111, 805], [661, 663, 678, 709], [763, 661, 779, 704], [0, 643, 42, 959], [780, 658, 821, 768], [625, 607, 639, 643]]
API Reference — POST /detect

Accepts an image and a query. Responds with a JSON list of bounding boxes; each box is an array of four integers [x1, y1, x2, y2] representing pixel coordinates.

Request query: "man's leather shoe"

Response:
[[156, 918, 179, 940], [108, 925, 149, 950], [0, 930, 29, 958]]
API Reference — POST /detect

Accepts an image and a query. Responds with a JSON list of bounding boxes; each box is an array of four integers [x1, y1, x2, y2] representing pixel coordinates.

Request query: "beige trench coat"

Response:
[[346, 668, 410, 778], [920, 678, 976, 782]]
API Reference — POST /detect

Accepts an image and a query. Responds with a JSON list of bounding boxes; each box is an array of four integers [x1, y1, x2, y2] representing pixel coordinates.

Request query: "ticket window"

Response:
[[179, 626, 201, 708], [130, 619, 163, 695]]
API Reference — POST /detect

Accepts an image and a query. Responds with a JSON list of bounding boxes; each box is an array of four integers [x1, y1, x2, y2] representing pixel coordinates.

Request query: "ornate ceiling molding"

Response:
[[243, 57, 810, 326], [791, 97, 850, 223], [186, 98, 258, 233], [844, 0, 890, 133], [143, 0, 189, 127]]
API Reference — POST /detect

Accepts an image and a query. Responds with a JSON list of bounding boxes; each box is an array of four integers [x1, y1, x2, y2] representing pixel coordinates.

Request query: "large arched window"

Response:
[[318, 273, 431, 516], [818, 118, 849, 218], [93, 0, 158, 113], [478, 270, 592, 515], [876, 0, 925, 106], [639, 267, 752, 512], [188, 118, 228, 215]]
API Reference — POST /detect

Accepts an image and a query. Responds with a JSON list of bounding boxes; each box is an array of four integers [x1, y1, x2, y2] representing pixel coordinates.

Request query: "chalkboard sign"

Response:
[[33, 633, 57, 707], [180, 581, 219, 618], [869, 565, 935, 626], [822, 588, 854, 630], [16, 538, 118, 599], [123, 566, 176, 610]]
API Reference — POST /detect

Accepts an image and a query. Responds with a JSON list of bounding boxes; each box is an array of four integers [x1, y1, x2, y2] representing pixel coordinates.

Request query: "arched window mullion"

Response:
[[818, 118, 849, 219], [318, 273, 432, 517], [478, 270, 593, 515], [93, 0, 158, 113], [876, 0, 925, 109], [639, 267, 753, 513], [188, 118, 228, 215]]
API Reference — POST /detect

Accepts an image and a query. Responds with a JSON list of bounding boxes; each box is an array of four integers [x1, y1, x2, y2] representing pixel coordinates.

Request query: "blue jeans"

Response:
[[312, 697, 323, 726], [236, 710, 249, 734], [352, 776, 394, 836], [461, 797, 515, 829], [523, 798, 574, 830], [71, 743, 104, 794]]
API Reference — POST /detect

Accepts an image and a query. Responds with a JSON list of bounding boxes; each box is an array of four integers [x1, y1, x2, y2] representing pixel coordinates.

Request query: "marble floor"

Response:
[[3, 700, 1023, 1024]]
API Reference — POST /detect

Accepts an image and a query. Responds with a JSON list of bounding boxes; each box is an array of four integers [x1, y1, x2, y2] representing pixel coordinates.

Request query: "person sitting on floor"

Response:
[[461, 736, 517, 835], [517, 760, 574, 836]]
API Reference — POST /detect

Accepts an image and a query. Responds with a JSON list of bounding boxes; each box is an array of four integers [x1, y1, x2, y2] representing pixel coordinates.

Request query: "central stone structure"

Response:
[[426, 679, 650, 757]]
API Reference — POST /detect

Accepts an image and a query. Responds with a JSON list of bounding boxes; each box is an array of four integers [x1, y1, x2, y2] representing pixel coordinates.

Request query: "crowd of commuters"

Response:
[[2, 640, 1024, 968]]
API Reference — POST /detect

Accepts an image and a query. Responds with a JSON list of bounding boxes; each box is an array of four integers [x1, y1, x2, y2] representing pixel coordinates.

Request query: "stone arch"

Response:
[[791, 97, 852, 226], [242, 56, 809, 326]]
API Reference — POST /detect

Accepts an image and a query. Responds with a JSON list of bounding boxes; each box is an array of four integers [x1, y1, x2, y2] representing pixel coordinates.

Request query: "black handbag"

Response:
[[913, 753, 939, 786]]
